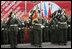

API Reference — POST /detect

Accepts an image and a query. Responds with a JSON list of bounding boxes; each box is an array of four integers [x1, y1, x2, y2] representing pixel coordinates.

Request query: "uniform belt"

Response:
[[58, 22, 67, 24], [56, 25, 58, 27], [22, 27, 24, 29], [41, 25, 45, 28], [18, 28, 21, 30], [28, 28, 29, 29], [30, 26, 33, 28], [19, 27, 24, 30], [5, 29, 7, 30], [2, 28, 4, 30], [46, 26, 48, 27], [68, 25, 70, 27], [2, 28, 7, 30], [10, 24, 18, 26], [35, 24, 42, 25]]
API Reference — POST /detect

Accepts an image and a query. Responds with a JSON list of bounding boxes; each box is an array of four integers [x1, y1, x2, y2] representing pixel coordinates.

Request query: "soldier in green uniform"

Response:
[[4, 20, 9, 44], [1, 21, 5, 44], [57, 9, 68, 45], [42, 19, 47, 42], [40, 18, 46, 42], [29, 9, 43, 47], [29, 10, 35, 44], [53, 11, 61, 44], [50, 20, 57, 44], [67, 18, 71, 41], [44, 20, 49, 42], [18, 19, 25, 44], [54, 17, 59, 44], [32, 21, 42, 47], [49, 9, 68, 45], [1, 20, 9, 44], [7, 12, 19, 48], [1, 20, 6, 44], [49, 11, 57, 44], [30, 25, 34, 45], [48, 20, 51, 43], [49, 10, 60, 44]]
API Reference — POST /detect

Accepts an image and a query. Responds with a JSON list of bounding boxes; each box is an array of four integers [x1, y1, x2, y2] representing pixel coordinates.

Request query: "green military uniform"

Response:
[[47, 20, 51, 42], [1, 21, 9, 44], [44, 21, 49, 42], [41, 19, 45, 42], [49, 14, 59, 44], [29, 26, 33, 44], [42, 27, 45, 42], [1, 22, 5, 44], [27, 27, 31, 43], [49, 9, 68, 45], [7, 16, 18, 48], [30, 25, 34, 45], [42, 19, 47, 42], [49, 11, 57, 44], [1, 23, 5, 44], [67, 18, 71, 41], [58, 22, 68, 45], [4, 24, 9, 44], [31, 23, 42, 47], [50, 20, 57, 44], [54, 17, 59, 44], [29, 9, 42, 46], [57, 15, 68, 45], [18, 21, 25, 44], [28, 10, 34, 43]]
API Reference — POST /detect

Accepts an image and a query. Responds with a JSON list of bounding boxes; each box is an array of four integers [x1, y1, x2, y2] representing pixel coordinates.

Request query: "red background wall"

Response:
[[1, 1, 71, 23]]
